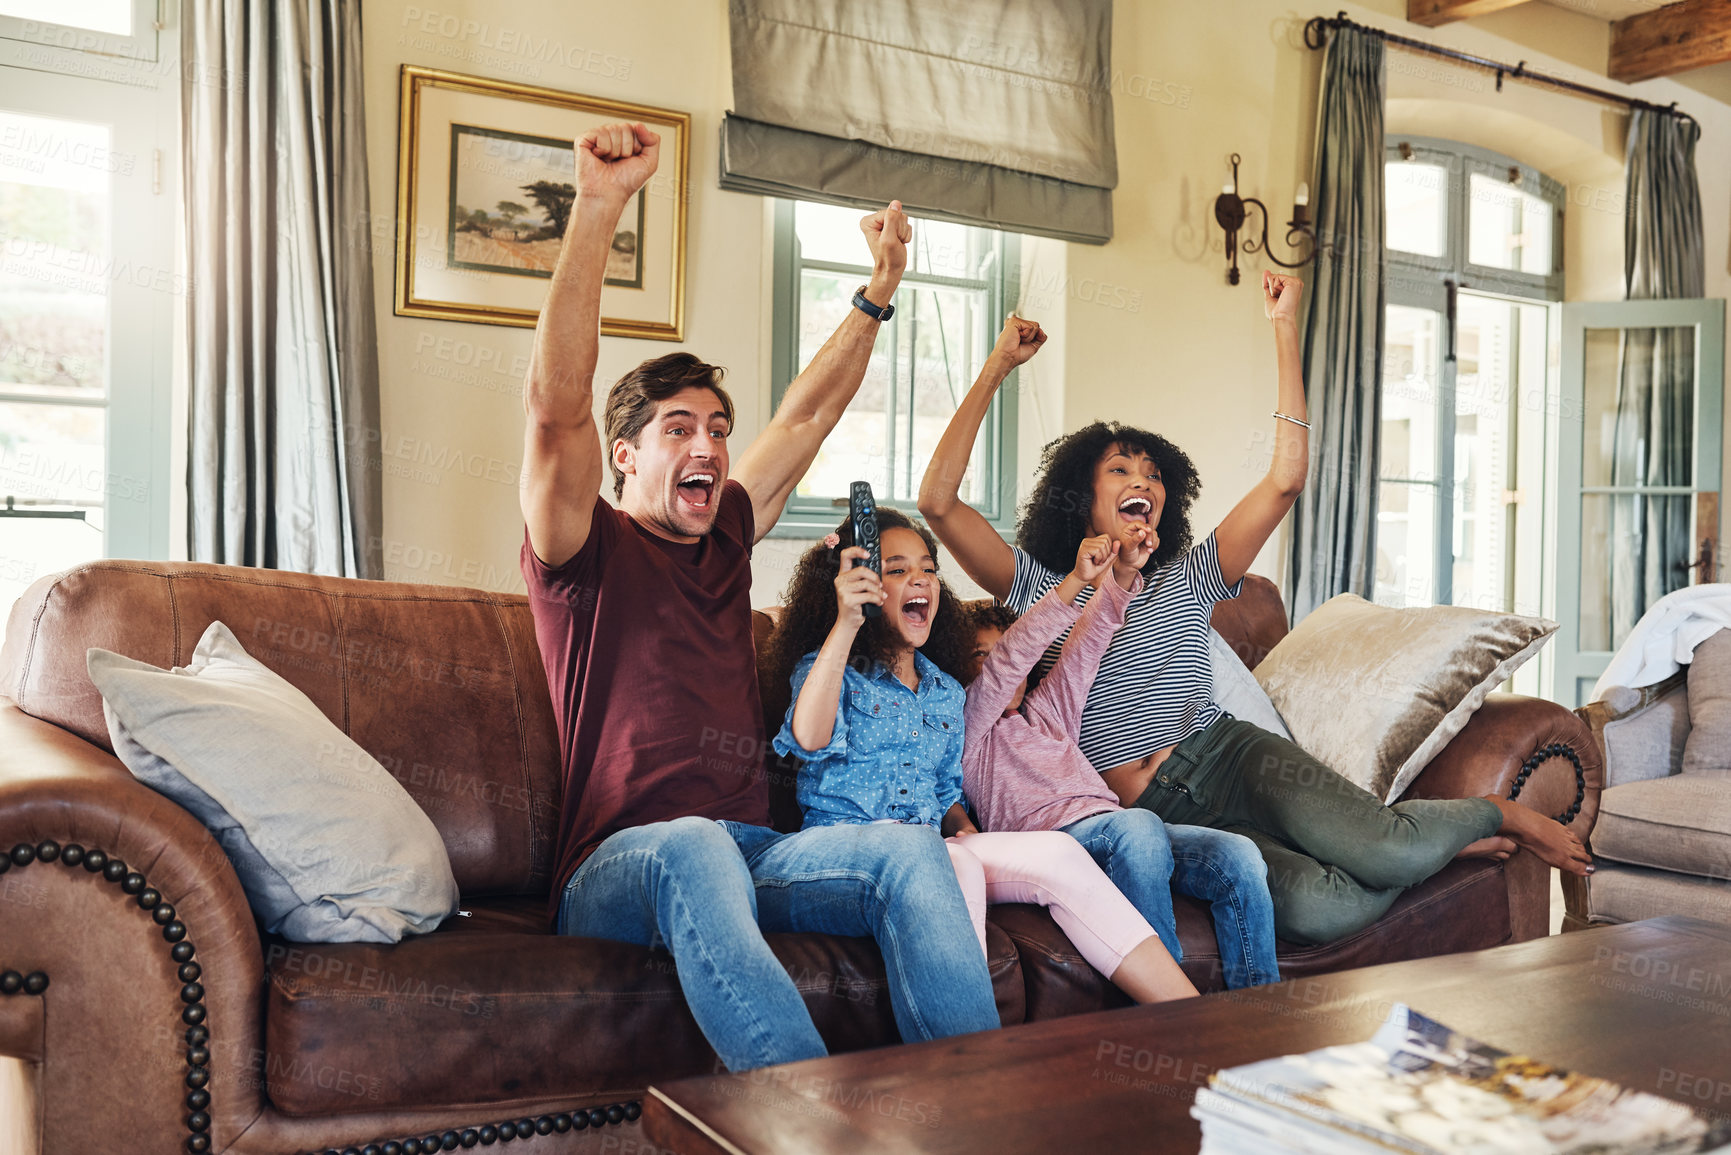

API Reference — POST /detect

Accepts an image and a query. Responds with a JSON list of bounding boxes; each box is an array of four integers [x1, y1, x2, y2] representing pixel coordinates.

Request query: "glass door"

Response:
[[1555, 299, 1726, 705], [0, 55, 174, 613]]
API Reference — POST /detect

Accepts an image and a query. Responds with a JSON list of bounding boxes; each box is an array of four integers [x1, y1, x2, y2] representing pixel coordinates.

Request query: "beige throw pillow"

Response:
[[1253, 595, 1556, 802]]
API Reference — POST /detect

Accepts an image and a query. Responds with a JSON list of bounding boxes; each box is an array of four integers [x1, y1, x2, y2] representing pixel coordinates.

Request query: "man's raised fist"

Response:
[[578, 122, 660, 204], [860, 200, 911, 281]]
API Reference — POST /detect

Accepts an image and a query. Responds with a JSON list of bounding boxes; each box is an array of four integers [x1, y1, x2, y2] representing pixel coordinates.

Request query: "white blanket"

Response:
[[1591, 583, 1731, 699]]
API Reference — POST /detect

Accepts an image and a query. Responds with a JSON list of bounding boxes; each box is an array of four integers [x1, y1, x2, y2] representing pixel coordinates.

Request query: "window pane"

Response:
[[0, 110, 110, 402], [793, 201, 872, 268], [1382, 305, 1441, 482], [1386, 162, 1448, 258], [1577, 493, 1688, 654], [0, 400, 107, 509], [0, 0, 130, 34], [910, 218, 978, 279], [900, 283, 989, 505], [1376, 481, 1438, 608], [1582, 325, 1696, 489], [1451, 296, 1518, 612], [0, 513, 97, 616], [794, 270, 892, 499], [1379, 304, 1442, 606], [1467, 173, 1553, 276]]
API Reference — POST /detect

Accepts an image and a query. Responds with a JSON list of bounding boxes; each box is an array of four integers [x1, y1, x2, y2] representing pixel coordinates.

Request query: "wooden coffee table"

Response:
[[643, 916, 1731, 1154]]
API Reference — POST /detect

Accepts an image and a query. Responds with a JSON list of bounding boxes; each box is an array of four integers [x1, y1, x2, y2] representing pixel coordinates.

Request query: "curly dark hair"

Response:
[[764, 509, 976, 701], [967, 603, 1019, 635], [1016, 421, 1201, 578]]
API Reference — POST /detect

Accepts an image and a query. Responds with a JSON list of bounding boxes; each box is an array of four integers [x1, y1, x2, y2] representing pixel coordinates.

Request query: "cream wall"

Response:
[[360, 0, 1731, 607], [360, 0, 764, 596]]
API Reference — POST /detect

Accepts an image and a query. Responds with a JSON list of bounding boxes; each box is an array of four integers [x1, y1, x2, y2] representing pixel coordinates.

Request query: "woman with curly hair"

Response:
[[918, 281, 1590, 947], [766, 510, 1198, 1004]]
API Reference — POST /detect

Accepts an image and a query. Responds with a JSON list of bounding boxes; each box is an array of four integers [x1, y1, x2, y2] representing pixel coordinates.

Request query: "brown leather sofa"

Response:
[[0, 561, 1602, 1154]]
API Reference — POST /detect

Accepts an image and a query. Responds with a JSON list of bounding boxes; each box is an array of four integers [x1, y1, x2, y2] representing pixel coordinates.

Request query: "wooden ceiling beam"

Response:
[[1408, 0, 1534, 28], [1611, 0, 1731, 83]]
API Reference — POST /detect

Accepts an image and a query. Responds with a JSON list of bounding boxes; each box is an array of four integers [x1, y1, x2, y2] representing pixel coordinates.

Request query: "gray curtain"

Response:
[[183, 0, 383, 578], [1608, 110, 1704, 644], [723, 0, 1117, 244], [1286, 27, 1385, 622]]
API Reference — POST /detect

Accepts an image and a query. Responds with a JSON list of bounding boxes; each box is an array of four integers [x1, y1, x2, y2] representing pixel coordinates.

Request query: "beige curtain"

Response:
[[182, 0, 383, 578], [723, 0, 1117, 244]]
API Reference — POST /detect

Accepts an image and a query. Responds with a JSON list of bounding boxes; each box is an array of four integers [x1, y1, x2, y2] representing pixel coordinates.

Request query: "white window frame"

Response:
[[767, 197, 1021, 536], [1382, 137, 1564, 609]]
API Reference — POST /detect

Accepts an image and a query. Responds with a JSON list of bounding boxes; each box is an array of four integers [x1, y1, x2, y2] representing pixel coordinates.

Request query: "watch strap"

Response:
[[851, 285, 894, 323]]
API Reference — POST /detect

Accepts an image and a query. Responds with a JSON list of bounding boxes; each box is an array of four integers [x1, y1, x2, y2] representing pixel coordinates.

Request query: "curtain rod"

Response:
[[1305, 11, 1698, 126]]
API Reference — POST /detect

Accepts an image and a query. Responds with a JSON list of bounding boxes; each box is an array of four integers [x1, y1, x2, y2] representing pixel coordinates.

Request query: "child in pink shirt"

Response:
[[963, 526, 1281, 990]]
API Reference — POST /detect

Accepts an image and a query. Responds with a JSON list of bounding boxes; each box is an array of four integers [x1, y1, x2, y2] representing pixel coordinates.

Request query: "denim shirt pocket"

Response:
[[921, 706, 963, 742], [847, 690, 904, 755]]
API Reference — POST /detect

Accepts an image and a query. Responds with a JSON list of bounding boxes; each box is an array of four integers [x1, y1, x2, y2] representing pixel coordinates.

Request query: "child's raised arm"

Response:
[[962, 534, 1116, 733], [784, 546, 883, 753], [1023, 528, 1146, 737]]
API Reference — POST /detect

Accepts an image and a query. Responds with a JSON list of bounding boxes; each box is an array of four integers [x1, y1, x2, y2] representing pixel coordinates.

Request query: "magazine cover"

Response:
[[1197, 1005, 1731, 1154]]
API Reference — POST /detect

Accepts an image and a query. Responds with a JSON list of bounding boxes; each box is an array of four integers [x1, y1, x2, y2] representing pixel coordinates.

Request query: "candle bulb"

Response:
[[1295, 182, 1310, 206], [1222, 181, 1236, 196]]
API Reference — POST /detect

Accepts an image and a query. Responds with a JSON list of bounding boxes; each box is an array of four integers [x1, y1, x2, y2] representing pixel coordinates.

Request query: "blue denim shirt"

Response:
[[773, 649, 966, 830]]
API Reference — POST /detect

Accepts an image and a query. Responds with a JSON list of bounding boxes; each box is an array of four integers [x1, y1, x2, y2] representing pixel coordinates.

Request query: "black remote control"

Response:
[[849, 480, 882, 618]]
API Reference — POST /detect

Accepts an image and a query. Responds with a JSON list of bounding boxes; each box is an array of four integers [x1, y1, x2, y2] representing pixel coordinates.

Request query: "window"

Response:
[[768, 199, 1020, 535], [0, 13, 176, 615], [0, 0, 161, 62], [1377, 139, 1562, 614]]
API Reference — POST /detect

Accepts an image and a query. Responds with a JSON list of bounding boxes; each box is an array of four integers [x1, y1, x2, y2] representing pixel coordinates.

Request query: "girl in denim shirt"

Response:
[[766, 509, 1196, 1004]]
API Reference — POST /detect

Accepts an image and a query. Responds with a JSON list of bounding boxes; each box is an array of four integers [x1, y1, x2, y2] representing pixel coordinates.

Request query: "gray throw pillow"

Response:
[[87, 621, 459, 942], [1208, 628, 1293, 742], [1683, 629, 1731, 774]]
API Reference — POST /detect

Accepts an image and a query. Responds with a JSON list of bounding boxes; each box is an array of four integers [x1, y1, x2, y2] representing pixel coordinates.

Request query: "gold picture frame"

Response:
[[394, 65, 689, 340]]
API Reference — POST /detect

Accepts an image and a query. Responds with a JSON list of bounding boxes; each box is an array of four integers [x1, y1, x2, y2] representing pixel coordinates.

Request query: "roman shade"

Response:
[[722, 0, 1117, 244]]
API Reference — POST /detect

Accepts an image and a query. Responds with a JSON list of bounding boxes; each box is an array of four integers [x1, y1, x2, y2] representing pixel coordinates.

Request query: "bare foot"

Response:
[[1456, 836, 1516, 862], [1487, 797, 1593, 876]]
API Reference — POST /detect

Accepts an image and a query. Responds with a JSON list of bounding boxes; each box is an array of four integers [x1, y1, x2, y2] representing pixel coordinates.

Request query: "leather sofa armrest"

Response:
[[0, 700, 266, 1151], [1403, 693, 1604, 842]]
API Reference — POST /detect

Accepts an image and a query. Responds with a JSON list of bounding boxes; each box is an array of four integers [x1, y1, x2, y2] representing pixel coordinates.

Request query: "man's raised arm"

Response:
[[520, 122, 659, 568], [732, 202, 910, 541]]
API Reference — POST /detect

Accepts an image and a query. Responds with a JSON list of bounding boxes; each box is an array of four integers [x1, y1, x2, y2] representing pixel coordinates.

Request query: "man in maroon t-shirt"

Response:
[[518, 122, 997, 1071]]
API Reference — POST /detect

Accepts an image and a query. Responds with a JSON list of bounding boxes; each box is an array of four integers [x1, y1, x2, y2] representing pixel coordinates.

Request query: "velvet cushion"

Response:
[[1683, 629, 1731, 773], [88, 621, 460, 942], [1253, 595, 1555, 801]]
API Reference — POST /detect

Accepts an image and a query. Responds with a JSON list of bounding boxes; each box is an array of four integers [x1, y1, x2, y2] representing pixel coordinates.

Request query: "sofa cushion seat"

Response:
[[993, 858, 1513, 1020], [263, 900, 1024, 1116], [1592, 772, 1731, 879]]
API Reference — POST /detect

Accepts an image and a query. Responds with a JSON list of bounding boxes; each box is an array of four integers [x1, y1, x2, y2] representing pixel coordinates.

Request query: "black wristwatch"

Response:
[[852, 285, 894, 323]]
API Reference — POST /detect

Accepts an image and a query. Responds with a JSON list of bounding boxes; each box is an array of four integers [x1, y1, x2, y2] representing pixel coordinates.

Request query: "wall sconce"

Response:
[[1213, 153, 1317, 285]]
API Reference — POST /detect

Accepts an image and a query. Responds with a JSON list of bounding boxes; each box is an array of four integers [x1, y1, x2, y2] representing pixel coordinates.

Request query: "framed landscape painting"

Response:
[[395, 66, 688, 339]]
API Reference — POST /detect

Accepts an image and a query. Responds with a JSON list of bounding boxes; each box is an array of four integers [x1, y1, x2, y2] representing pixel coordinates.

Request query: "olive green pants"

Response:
[[1132, 717, 1502, 946]]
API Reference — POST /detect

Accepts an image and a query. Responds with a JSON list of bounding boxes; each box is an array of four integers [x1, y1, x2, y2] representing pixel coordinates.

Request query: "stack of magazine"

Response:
[[1192, 1005, 1731, 1154]]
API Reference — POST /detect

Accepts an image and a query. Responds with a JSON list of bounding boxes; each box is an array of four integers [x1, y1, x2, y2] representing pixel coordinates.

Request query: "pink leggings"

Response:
[[944, 830, 1159, 979]]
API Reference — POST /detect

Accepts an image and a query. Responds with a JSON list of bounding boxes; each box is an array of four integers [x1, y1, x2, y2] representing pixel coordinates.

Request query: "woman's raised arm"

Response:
[[918, 315, 1047, 602], [1215, 272, 1308, 587]]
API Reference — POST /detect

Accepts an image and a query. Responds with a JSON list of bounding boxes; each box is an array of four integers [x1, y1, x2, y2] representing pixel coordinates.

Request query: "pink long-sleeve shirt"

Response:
[[962, 574, 1141, 834]]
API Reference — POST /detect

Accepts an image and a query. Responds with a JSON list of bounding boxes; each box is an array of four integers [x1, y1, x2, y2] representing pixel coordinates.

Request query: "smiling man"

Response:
[[518, 121, 998, 1072]]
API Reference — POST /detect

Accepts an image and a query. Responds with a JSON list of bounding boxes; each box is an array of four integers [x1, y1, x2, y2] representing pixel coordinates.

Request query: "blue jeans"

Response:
[[1060, 809, 1280, 990], [556, 816, 998, 1071]]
